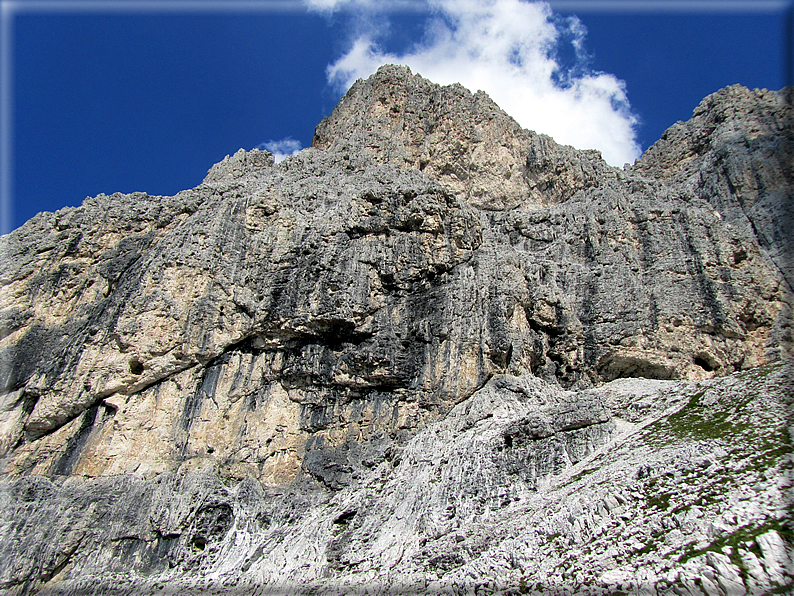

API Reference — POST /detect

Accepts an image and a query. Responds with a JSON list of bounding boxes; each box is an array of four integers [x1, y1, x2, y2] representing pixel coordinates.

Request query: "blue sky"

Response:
[[1, 0, 791, 233]]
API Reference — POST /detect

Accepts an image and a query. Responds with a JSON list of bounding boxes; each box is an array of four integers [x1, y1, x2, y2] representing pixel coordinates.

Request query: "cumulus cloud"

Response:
[[323, 0, 642, 166], [255, 137, 303, 162], [304, 0, 347, 11], [305, 0, 426, 13]]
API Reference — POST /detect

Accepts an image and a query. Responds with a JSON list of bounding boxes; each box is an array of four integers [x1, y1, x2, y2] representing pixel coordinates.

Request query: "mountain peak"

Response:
[[314, 64, 612, 210]]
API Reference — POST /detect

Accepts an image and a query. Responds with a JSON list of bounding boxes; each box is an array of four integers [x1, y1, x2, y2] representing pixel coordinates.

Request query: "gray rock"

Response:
[[756, 530, 791, 584], [0, 66, 791, 595]]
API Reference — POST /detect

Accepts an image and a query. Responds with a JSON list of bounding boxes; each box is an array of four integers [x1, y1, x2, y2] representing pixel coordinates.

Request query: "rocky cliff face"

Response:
[[0, 65, 791, 595]]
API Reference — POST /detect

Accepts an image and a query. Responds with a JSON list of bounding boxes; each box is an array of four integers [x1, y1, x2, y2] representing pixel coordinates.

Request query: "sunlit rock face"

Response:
[[0, 66, 791, 595]]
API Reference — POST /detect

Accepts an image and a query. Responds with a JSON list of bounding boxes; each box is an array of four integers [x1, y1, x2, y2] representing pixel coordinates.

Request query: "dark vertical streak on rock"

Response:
[[678, 211, 727, 332], [50, 405, 99, 476]]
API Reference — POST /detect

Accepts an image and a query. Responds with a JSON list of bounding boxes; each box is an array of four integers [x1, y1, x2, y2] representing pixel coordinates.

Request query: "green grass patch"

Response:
[[568, 465, 599, 483], [636, 540, 658, 556], [663, 391, 753, 441], [646, 491, 672, 511], [742, 361, 787, 381], [678, 518, 793, 569]]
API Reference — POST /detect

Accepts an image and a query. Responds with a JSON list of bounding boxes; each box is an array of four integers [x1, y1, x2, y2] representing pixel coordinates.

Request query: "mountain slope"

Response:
[[0, 66, 791, 595]]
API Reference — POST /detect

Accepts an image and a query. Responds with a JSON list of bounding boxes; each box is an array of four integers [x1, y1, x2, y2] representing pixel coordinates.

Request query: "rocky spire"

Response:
[[313, 64, 613, 209]]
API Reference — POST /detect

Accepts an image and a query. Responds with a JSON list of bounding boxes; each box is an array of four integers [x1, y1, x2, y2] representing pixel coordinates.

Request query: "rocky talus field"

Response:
[[0, 66, 791, 595]]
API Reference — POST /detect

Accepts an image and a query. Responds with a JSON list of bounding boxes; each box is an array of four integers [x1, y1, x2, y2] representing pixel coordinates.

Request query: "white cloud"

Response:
[[305, 0, 429, 13], [324, 0, 642, 166], [304, 0, 348, 11], [255, 137, 303, 163]]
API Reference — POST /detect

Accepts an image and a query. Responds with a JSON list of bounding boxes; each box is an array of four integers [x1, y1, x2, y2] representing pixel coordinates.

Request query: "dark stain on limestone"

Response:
[[0, 323, 59, 393], [677, 211, 728, 333], [50, 405, 100, 476], [176, 364, 221, 455], [97, 233, 155, 289]]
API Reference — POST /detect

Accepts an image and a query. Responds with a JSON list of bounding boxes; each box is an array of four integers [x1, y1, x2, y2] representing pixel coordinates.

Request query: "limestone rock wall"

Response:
[[1, 66, 791, 487], [0, 66, 791, 594], [632, 85, 793, 287]]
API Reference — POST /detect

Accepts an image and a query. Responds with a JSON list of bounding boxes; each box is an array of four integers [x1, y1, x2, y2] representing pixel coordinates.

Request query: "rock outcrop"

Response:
[[1, 363, 791, 595], [0, 65, 791, 594]]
